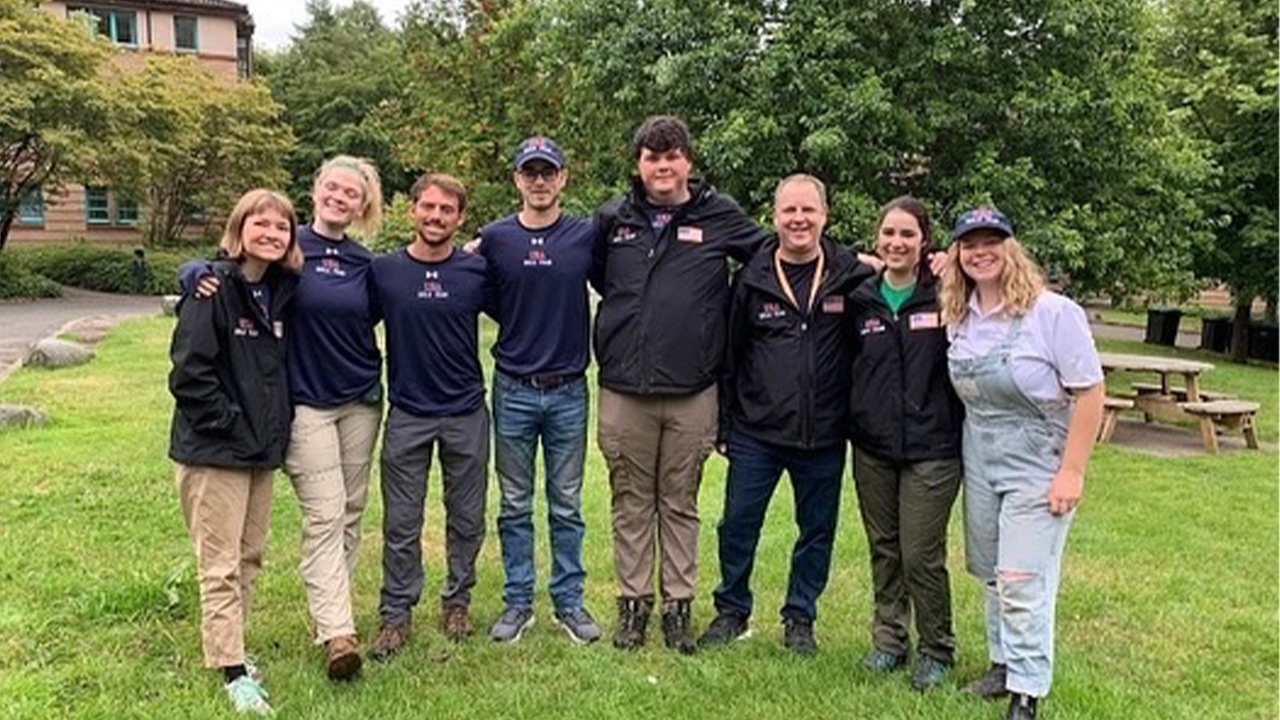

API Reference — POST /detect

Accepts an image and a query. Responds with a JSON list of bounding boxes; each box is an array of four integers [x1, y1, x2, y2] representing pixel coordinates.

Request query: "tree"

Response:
[[1159, 0, 1278, 360], [262, 0, 414, 217], [109, 57, 294, 245], [0, 0, 122, 250]]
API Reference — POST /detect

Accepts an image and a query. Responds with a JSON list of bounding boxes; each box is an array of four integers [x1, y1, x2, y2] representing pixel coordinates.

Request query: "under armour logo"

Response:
[[325, 247, 341, 256], [424, 271, 439, 280], [530, 237, 545, 246]]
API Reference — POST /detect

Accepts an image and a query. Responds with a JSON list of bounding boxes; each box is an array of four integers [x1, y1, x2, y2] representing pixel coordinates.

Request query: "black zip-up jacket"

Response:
[[590, 177, 765, 395], [721, 236, 873, 450], [847, 272, 963, 462], [169, 261, 299, 469]]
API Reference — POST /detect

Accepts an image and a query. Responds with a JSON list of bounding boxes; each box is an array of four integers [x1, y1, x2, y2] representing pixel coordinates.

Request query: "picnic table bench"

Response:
[[1182, 400, 1261, 454]]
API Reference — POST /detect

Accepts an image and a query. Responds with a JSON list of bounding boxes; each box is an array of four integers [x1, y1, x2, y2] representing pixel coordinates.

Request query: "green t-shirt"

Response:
[[879, 278, 916, 314]]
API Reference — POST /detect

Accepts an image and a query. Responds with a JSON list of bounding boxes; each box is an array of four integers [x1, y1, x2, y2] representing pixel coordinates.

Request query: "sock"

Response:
[[223, 665, 247, 683]]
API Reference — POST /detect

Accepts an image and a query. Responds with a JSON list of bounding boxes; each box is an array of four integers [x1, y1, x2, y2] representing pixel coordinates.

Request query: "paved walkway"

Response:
[[0, 288, 162, 375], [1089, 321, 1200, 349]]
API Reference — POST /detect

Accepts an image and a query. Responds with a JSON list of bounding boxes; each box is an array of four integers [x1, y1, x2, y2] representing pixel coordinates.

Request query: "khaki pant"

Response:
[[283, 402, 382, 643], [598, 385, 717, 606], [176, 463, 274, 669]]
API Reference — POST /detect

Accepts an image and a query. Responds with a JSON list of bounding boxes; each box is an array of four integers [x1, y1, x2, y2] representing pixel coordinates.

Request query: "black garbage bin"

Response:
[[1199, 317, 1233, 353], [1145, 309, 1182, 346], [1247, 322, 1278, 362]]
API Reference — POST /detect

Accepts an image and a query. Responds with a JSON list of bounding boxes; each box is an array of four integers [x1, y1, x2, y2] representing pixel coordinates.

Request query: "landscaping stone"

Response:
[[63, 316, 116, 345], [25, 338, 95, 368], [0, 404, 48, 429], [161, 295, 181, 316]]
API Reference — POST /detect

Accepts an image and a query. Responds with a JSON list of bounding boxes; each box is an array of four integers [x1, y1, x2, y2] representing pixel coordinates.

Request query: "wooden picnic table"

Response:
[[1098, 352, 1216, 403]]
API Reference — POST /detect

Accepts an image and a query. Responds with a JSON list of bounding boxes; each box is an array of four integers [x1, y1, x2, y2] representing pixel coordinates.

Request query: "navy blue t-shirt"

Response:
[[287, 226, 382, 407], [372, 247, 490, 417], [478, 214, 595, 377]]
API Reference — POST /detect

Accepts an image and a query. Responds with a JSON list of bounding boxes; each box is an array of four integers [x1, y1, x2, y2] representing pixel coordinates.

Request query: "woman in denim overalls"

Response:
[[939, 208, 1105, 720]]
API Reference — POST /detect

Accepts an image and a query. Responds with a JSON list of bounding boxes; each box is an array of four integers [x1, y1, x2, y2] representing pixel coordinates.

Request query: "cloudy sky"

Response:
[[244, 0, 415, 49]]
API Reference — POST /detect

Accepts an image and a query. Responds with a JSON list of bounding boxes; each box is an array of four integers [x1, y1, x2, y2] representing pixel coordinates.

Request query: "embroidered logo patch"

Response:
[[909, 311, 941, 330], [822, 296, 845, 314], [233, 317, 260, 338], [757, 301, 787, 321], [859, 317, 887, 336], [612, 227, 636, 244]]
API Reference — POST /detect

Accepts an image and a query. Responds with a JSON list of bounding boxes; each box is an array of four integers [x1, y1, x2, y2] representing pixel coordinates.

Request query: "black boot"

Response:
[[1006, 693, 1038, 720], [661, 600, 697, 655], [612, 597, 652, 650]]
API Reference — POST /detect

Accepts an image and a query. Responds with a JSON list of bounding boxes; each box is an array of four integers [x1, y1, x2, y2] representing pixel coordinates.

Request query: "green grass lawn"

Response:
[[0, 317, 1275, 719]]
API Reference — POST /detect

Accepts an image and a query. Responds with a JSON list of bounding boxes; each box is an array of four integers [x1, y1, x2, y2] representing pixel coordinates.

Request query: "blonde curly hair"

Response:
[[939, 234, 1045, 325]]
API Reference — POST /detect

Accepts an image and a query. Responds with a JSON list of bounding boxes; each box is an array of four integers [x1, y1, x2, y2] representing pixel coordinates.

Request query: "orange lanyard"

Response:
[[774, 248, 825, 314]]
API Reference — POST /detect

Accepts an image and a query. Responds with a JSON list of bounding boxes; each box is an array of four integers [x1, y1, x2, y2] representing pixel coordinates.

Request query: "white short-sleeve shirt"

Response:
[[947, 290, 1104, 404]]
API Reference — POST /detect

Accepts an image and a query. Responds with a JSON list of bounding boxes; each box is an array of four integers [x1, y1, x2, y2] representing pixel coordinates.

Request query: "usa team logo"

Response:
[[757, 302, 787, 321], [316, 257, 347, 277], [417, 270, 449, 299], [233, 316, 260, 338], [612, 227, 635, 244], [860, 317, 886, 336]]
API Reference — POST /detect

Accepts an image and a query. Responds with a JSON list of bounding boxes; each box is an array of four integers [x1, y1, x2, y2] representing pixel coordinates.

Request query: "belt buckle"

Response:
[[529, 374, 555, 389]]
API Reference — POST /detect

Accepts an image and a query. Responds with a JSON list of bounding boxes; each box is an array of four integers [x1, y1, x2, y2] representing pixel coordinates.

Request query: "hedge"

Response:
[[12, 245, 207, 295], [0, 253, 62, 300]]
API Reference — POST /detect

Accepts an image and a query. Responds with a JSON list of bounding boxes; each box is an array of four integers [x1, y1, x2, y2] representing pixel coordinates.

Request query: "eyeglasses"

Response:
[[519, 167, 560, 182]]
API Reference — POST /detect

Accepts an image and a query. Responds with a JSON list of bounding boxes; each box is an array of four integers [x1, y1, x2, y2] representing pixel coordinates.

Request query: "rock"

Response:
[[0, 404, 48, 429], [161, 295, 181, 316], [63, 316, 116, 345], [25, 338, 95, 368]]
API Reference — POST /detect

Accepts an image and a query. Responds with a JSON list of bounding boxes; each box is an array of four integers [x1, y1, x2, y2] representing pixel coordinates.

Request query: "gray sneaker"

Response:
[[489, 606, 535, 643], [554, 606, 602, 644]]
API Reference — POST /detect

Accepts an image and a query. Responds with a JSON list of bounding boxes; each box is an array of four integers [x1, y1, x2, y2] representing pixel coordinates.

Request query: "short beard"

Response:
[[416, 227, 453, 246]]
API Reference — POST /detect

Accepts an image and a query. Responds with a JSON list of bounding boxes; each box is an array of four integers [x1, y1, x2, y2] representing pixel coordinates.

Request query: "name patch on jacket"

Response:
[[909, 311, 941, 331], [233, 317, 260, 338], [676, 226, 703, 243], [822, 296, 844, 314], [859, 317, 886, 336], [757, 302, 787, 321]]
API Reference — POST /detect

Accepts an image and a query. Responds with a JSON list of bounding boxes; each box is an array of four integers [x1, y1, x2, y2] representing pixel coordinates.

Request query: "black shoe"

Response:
[[1006, 693, 1038, 720], [861, 649, 908, 672], [698, 611, 751, 648], [962, 663, 1010, 699], [612, 597, 652, 650], [660, 600, 697, 655], [910, 656, 952, 691], [781, 615, 817, 655]]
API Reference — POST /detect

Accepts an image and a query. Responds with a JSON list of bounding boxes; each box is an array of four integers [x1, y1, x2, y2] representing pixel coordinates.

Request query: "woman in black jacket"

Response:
[[848, 196, 964, 691], [169, 189, 301, 717]]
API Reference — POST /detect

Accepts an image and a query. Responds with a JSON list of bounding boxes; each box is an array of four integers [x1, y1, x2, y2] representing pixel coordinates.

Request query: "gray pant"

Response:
[[378, 405, 489, 626]]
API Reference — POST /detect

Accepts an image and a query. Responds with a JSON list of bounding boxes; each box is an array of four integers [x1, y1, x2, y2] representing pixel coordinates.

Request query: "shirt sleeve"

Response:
[[1045, 296, 1104, 388]]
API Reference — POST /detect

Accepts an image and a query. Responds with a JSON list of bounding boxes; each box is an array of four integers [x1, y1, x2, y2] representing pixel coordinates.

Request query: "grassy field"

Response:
[[0, 317, 1275, 719]]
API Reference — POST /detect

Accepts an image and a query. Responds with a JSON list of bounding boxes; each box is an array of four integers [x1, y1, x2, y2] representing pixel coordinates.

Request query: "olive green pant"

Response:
[[853, 447, 962, 663]]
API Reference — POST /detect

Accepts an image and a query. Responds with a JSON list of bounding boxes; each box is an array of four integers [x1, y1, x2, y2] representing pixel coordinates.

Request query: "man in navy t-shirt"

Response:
[[368, 173, 492, 659], [473, 137, 601, 646]]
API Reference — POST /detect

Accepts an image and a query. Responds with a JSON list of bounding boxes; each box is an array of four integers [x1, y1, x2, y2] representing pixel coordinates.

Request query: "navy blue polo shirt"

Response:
[[286, 226, 382, 407], [372, 246, 490, 417], [478, 214, 595, 378]]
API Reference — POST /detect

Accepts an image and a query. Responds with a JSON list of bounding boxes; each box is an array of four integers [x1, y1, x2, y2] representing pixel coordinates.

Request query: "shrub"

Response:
[[0, 253, 62, 300], [361, 193, 415, 254], [14, 245, 208, 295]]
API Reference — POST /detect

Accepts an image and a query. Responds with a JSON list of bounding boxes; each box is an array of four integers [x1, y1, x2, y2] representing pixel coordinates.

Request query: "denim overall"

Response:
[[949, 317, 1075, 697]]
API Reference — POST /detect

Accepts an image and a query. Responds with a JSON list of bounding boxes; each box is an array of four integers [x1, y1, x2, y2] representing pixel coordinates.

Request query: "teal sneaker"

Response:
[[910, 655, 952, 691], [225, 675, 274, 716]]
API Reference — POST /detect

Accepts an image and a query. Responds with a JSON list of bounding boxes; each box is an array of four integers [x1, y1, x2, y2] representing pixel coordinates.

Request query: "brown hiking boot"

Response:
[[441, 605, 473, 643], [326, 634, 362, 680], [367, 620, 411, 661]]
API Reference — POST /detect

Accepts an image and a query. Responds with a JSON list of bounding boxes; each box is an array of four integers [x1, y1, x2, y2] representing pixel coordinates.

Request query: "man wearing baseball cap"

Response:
[[471, 137, 602, 645]]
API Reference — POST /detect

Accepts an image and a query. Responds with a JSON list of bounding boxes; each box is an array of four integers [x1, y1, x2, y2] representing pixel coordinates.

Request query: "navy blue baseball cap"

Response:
[[513, 136, 565, 170], [952, 207, 1013, 242]]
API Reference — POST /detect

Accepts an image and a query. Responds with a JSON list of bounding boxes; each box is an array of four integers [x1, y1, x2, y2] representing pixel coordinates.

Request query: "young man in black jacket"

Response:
[[698, 174, 873, 654], [591, 116, 766, 653]]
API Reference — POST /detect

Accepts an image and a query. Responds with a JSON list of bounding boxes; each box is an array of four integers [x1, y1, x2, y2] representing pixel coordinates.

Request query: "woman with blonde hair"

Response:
[[169, 189, 301, 716], [940, 208, 1104, 720], [185, 155, 386, 680]]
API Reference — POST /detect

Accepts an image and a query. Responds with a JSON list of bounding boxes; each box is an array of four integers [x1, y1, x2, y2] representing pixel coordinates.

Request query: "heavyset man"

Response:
[[368, 173, 492, 659], [700, 174, 873, 655], [476, 137, 601, 644], [591, 116, 766, 653]]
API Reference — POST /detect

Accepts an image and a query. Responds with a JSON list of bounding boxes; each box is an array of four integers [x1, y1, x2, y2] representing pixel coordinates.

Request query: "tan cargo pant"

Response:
[[597, 385, 717, 606], [175, 463, 274, 669], [283, 401, 382, 643]]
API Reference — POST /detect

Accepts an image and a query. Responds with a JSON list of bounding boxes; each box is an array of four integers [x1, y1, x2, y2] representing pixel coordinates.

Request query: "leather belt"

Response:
[[502, 371, 583, 389]]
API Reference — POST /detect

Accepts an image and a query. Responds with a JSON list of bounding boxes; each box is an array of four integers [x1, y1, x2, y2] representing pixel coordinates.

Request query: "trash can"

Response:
[[1144, 309, 1182, 346], [1199, 317, 1233, 353], [1247, 322, 1278, 362]]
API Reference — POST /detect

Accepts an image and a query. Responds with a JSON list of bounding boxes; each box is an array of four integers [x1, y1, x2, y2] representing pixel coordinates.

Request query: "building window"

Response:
[[237, 35, 251, 79], [115, 195, 139, 226], [68, 6, 138, 47], [174, 15, 198, 53], [17, 188, 44, 226], [85, 186, 111, 225]]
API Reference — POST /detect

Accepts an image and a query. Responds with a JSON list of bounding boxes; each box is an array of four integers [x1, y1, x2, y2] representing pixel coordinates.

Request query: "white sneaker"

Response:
[[225, 675, 274, 716]]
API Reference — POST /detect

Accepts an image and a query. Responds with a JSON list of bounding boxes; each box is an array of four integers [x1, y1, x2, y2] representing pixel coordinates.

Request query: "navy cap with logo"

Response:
[[951, 207, 1013, 242], [513, 136, 565, 170]]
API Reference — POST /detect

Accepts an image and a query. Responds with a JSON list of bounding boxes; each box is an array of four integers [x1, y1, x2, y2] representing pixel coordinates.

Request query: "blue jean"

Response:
[[712, 430, 845, 622], [493, 372, 588, 610]]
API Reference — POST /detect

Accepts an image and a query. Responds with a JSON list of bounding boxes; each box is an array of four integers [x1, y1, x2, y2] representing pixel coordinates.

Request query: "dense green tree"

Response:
[[262, 0, 413, 217], [1159, 0, 1278, 360], [0, 0, 121, 250]]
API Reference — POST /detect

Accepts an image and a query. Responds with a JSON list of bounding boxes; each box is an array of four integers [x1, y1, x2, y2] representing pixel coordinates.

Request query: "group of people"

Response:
[[166, 115, 1104, 720]]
